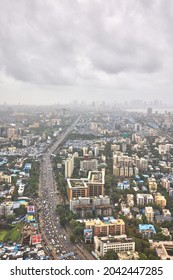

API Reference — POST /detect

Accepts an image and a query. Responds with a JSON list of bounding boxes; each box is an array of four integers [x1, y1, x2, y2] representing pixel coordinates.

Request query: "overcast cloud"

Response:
[[0, 0, 173, 105]]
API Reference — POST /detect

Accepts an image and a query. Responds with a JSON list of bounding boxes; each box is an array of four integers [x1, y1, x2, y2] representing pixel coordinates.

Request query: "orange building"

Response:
[[154, 193, 166, 208], [85, 218, 125, 237]]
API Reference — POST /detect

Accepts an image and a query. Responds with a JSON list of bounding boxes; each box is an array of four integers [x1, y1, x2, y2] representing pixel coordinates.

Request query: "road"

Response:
[[38, 115, 94, 260]]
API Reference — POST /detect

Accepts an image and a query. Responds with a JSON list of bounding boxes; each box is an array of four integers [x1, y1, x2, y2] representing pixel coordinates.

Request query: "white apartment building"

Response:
[[136, 194, 153, 205], [18, 184, 25, 196], [65, 154, 74, 178]]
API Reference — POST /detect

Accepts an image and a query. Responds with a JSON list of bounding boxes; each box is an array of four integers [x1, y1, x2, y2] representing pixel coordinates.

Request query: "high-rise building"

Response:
[[0, 126, 7, 137], [80, 159, 98, 171], [139, 158, 148, 171], [127, 194, 134, 207], [70, 196, 112, 218], [0, 172, 11, 183], [147, 108, 152, 116], [82, 147, 88, 156], [121, 143, 127, 153], [65, 154, 74, 178], [22, 136, 31, 147], [67, 170, 105, 200], [94, 147, 99, 157], [134, 124, 142, 132], [169, 188, 173, 198], [148, 176, 157, 192]]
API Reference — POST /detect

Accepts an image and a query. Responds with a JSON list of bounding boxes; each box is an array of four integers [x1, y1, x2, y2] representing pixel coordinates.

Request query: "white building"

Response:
[[18, 184, 25, 196], [136, 194, 153, 205], [65, 154, 74, 178], [94, 235, 135, 258]]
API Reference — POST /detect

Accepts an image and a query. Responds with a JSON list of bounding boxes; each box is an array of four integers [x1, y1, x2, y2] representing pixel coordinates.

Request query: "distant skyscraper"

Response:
[[147, 108, 152, 115]]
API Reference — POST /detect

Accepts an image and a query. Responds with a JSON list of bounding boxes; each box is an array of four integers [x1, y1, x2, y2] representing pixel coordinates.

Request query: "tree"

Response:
[[70, 234, 76, 243], [14, 205, 27, 217], [6, 215, 15, 224], [59, 214, 68, 227], [153, 232, 170, 241], [100, 250, 118, 260], [138, 253, 148, 260], [56, 205, 65, 216]]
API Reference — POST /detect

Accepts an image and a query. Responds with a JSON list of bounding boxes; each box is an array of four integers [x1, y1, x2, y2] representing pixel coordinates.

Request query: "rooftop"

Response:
[[139, 224, 156, 233], [88, 170, 105, 184], [99, 236, 133, 244], [67, 179, 88, 189], [85, 218, 125, 227]]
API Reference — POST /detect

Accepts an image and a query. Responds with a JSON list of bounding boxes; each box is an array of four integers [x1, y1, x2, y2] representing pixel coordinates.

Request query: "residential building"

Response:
[[113, 166, 136, 177], [117, 180, 130, 190], [7, 127, 18, 140], [18, 185, 25, 196], [162, 209, 171, 217], [154, 193, 167, 208], [145, 207, 154, 223], [70, 196, 112, 218], [169, 188, 173, 198], [127, 194, 134, 207], [82, 147, 88, 156], [139, 224, 156, 238], [80, 159, 98, 171], [0, 172, 11, 183], [139, 158, 148, 171], [120, 203, 130, 216], [134, 123, 142, 132], [158, 144, 173, 155], [161, 178, 170, 190], [136, 194, 153, 205], [94, 147, 99, 157], [85, 217, 125, 237], [148, 176, 157, 193]]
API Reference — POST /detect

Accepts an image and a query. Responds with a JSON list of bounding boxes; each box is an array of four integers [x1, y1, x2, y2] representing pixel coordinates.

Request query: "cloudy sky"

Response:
[[0, 0, 173, 105]]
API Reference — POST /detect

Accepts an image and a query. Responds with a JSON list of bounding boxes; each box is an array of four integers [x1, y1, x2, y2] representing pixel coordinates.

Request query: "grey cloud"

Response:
[[0, 0, 173, 104]]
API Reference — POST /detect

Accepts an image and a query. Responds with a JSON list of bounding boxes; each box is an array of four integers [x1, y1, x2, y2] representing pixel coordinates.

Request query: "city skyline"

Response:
[[0, 0, 173, 105]]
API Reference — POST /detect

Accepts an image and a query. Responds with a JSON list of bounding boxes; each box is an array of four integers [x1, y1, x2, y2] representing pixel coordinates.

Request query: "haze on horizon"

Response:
[[0, 0, 173, 106]]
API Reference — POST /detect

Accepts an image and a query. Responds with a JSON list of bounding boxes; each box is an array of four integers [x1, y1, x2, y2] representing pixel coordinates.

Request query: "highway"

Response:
[[38, 115, 93, 260]]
